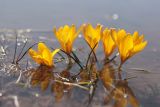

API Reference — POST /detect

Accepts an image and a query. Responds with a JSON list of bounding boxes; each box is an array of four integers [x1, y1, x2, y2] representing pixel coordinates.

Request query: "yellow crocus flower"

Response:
[[82, 23, 102, 51], [111, 29, 127, 45], [118, 32, 148, 65], [101, 28, 116, 57], [53, 24, 81, 54], [28, 42, 60, 66]]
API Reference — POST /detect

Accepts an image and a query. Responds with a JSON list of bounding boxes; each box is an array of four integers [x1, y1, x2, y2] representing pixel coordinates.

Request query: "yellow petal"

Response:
[[133, 41, 147, 54], [66, 40, 73, 53], [95, 24, 102, 41], [68, 24, 76, 42], [28, 49, 42, 64], [54, 27, 63, 41], [42, 49, 52, 66], [38, 42, 50, 54], [54, 27, 62, 43], [63, 25, 70, 31], [28, 48, 39, 57], [59, 25, 70, 43], [134, 35, 144, 45], [102, 28, 116, 57], [32, 55, 44, 65], [133, 31, 139, 42], [52, 49, 60, 58], [117, 29, 127, 45], [60, 43, 67, 52], [62, 25, 70, 42], [119, 35, 134, 63], [82, 23, 102, 51], [54, 25, 80, 54], [110, 28, 117, 43], [101, 28, 109, 40], [38, 43, 53, 66], [82, 24, 92, 46]]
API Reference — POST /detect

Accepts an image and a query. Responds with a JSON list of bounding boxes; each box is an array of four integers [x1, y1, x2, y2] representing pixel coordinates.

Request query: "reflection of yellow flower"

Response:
[[82, 23, 102, 50], [28, 43, 60, 66], [101, 28, 116, 57], [53, 25, 81, 54], [112, 80, 139, 107], [118, 31, 148, 65]]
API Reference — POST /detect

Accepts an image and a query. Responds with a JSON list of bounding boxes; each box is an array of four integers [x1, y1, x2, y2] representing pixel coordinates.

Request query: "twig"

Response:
[[16, 70, 23, 83], [16, 39, 28, 63], [60, 49, 83, 69], [127, 68, 150, 73], [12, 33, 18, 64], [54, 79, 89, 91]]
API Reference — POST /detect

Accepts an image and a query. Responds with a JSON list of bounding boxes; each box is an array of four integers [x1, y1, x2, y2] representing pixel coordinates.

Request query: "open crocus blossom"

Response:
[[101, 28, 116, 58], [118, 31, 148, 66], [82, 23, 102, 51], [53, 24, 81, 54], [28, 42, 60, 67]]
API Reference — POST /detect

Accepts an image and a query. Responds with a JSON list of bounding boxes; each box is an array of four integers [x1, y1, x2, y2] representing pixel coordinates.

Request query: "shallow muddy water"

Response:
[[1, 0, 160, 107]]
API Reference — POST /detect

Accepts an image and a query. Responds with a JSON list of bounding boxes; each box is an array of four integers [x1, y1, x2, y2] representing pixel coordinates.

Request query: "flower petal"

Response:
[[133, 31, 139, 42], [119, 35, 134, 63], [38, 42, 50, 54], [133, 41, 147, 54], [28, 49, 43, 64], [42, 48, 52, 66], [102, 28, 116, 57], [52, 49, 60, 58], [117, 29, 127, 45]]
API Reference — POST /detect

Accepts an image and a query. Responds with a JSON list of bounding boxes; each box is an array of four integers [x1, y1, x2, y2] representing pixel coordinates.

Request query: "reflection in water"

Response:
[[29, 64, 73, 102], [0, 30, 160, 107], [26, 60, 139, 107], [100, 64, 139, 107]]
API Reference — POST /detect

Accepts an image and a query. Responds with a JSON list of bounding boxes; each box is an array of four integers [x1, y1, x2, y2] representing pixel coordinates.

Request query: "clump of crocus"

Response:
[[112, 30, 148, 67], [28, 42, 60, 67], [101, 28, 117, 58], [82, 23, 102, 51], [53, 24, 81, 54]]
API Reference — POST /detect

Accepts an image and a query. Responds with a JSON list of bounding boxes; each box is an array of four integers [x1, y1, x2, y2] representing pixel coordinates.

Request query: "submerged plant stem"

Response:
[[54, 79, 89, 91]]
